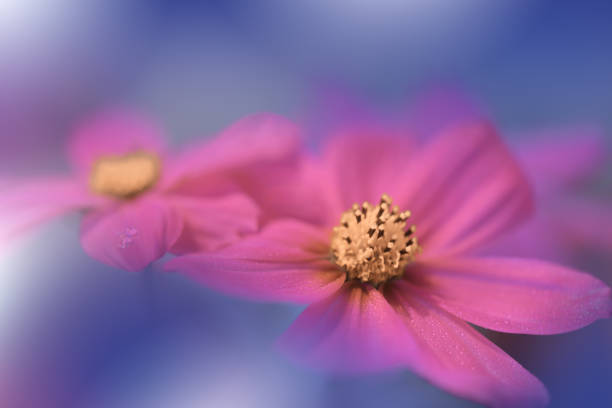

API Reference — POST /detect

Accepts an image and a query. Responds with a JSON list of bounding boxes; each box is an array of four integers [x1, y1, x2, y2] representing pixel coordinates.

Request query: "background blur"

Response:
[[1, 1, 611, 407]]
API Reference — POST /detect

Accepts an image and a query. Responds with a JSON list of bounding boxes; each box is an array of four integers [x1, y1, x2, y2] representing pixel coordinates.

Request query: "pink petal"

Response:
[[394, 122, 533, 257], [482, 193, 612, 263], [389, 282, 550, 408], [162, 113, 300, 191], [233, 157, 344, 227], [418, 257, 612, 334], [321, 127, 416, 209], [305, 84, 392, 148], [277, 283, 421, 373], [403, 86, 486, 140], [165, 220, 345, 303], [0, 177, 102, 245], [477, 217, 567, 262], [167, 193, 260, 253], [479, 196, 612, 262], [515, 126, 606, 194], [278, 280, 548, 407], [80, 196, 182, 271], [548, 197, 612, 253], [67, 109, 167, 176]]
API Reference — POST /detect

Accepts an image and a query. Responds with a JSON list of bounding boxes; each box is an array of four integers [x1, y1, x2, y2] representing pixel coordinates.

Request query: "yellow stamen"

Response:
[[330, 194, 419, 286], [90, 152, 160, 198]]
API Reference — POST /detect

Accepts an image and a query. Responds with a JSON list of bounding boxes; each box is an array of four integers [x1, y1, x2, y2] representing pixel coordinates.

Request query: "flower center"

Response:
[[330, 194, 419, 286], [89, 152, 161, 198]]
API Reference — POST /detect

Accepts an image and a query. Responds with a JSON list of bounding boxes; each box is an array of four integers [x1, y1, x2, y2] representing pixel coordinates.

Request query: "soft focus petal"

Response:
[[321, 128, 415, 209], [233, 157, 343, 226], [389, 282, 549, 408], [477, 217, 567, 262], [393, 122, 533, 257], [67, 109, 166, 175], [162, 113, 300, 191], [418, 257, 612, 334], [482, 195, 612, 262], [515, 126, 606, 194], [0, 178, 102, 245], [278, 284, 420, 373], [165, 220, 344, 303], [304, 84, 394, 149], [308, 86, 484, 146], [403, 86, 485, 140], [278, 280, 548, 407], [80, 196, 182, 271], [549, 197, 612, 253], [0, 177, 101, 209], [168, 193, 260, 253]]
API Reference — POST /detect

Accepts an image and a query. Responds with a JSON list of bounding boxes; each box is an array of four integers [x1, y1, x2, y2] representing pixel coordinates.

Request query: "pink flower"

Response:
[[166, 122, 611, 407], [309, 85, 612, 264], [483, 126, 612, 262], [0, 109, 299, 271]]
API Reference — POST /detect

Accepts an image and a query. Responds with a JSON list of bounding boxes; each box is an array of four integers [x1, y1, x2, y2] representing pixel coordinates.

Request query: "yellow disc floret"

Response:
[[330, 194, 419, 286], [90, 151, 160, 198]]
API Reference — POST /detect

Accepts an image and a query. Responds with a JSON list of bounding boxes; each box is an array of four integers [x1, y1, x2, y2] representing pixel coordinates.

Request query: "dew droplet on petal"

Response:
[[118, 226, 139, 249]]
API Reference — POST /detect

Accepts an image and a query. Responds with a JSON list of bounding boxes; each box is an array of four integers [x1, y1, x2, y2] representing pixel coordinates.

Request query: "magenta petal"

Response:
[[515, 126, 606, 194], [165, 220, 345, 303], [277, 284, 421, 373], [235, 157, 344, 227], [307, 85, 380, 143], [322, 129, 415, 208], [162, 113, 300, 190], [390, 283, 549, 408], [67, 109, 166, 175], [80, 196, 182, 271], [278, 281, 548, 407], [0, 178, 101, 244], [477, 217, 567, 262], [168, 193, 260, 253], [420, 257, 612, 334], [395, 122, 533, 256], [479, 195, 612, 262], [549, 197, 612, 253], [403, 86, 485, 140]]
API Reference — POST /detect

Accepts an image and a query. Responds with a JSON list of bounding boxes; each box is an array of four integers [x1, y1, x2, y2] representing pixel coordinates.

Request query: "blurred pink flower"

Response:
[[0, 110, 299, 271], [167, 122, 611, 408], [483, 126, 612, 263]]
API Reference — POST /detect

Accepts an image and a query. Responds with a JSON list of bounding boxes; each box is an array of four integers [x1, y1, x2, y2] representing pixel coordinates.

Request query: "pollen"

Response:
[[330, 194, 419, 287], [90, 152, 161, 198]]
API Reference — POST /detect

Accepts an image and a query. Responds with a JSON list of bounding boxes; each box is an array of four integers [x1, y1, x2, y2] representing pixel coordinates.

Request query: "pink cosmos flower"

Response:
[[167, 122, 612, 407], [0, 109, 299, 271], [309, 85, 612, 264]]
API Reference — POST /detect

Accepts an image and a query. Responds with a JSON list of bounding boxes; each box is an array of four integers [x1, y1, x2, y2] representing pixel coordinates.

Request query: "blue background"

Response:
[[1, 1, 611, 407]]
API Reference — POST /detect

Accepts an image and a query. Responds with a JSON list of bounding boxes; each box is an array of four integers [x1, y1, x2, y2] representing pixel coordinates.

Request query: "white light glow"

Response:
[[0, 0, 55, 39]]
